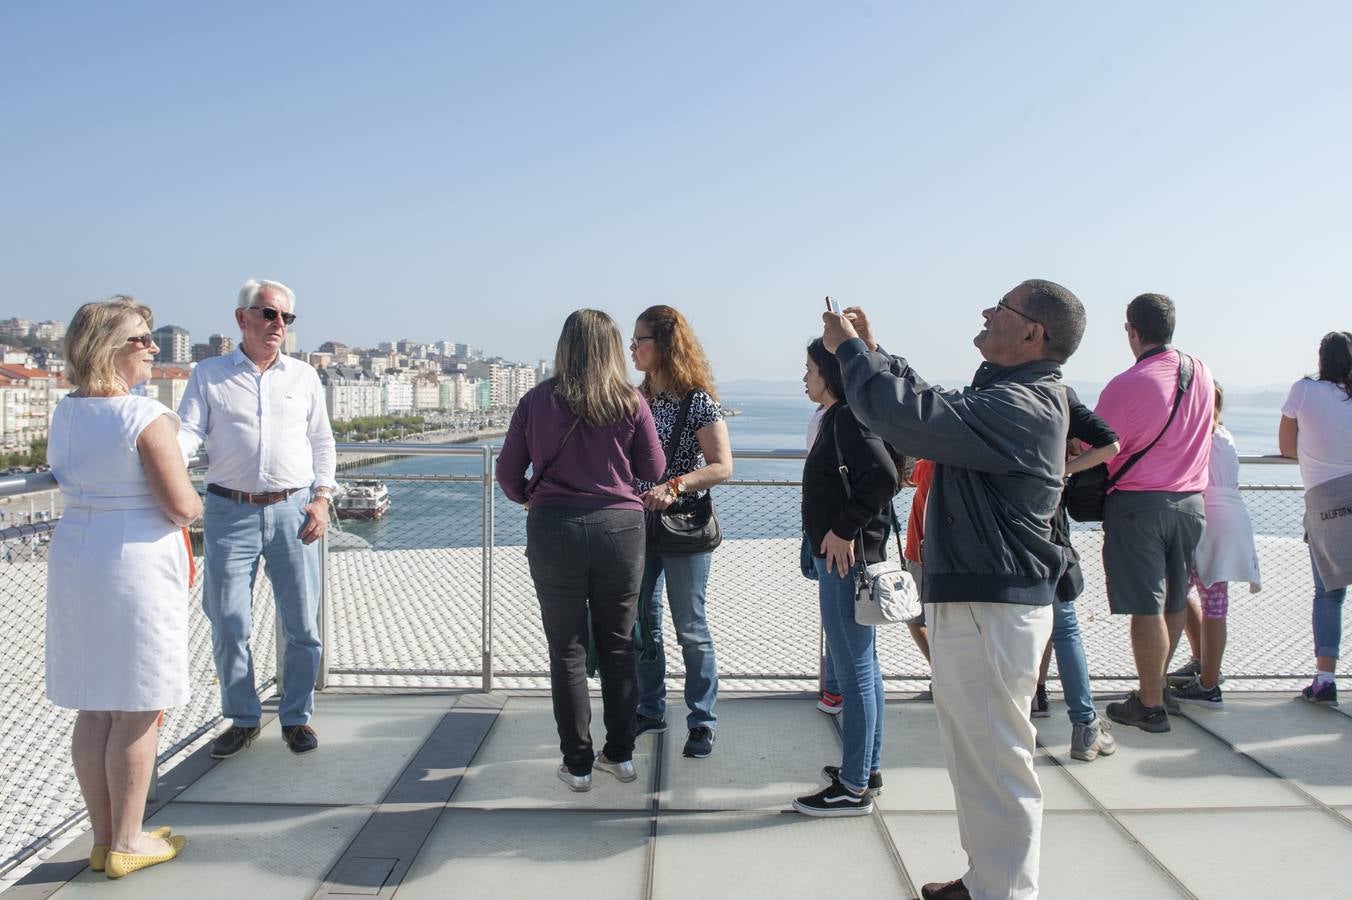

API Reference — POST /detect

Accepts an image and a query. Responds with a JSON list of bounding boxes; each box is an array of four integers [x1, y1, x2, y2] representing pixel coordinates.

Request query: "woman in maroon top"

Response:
[[497, 309, 665, 792]]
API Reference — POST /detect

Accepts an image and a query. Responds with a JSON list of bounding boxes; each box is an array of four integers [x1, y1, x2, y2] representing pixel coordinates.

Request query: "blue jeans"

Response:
[[801, 534, 838, 695], [202, 490, 321, 727], [636, 551, 718, 730], [1050, 600, 1095, 724], [815, 557, 884, 793], [1312, 549, 1346, 660]]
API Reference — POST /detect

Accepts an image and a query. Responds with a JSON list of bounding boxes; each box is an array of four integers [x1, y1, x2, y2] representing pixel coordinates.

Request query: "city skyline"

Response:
[[2, 3, 1349, 389]]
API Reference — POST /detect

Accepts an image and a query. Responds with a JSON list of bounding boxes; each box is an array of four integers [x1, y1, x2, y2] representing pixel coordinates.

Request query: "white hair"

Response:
[[237, 278, 296, 312]]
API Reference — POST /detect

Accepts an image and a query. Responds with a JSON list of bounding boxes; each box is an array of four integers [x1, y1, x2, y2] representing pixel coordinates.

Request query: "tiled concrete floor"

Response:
[[11, 690, 1352, 899]]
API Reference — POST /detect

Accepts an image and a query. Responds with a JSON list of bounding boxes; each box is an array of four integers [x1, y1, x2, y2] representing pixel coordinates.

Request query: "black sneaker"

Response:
[[282, 724, 319, 754], [821, 765, 884, 796], [1300, 681, 1339, 706], [1031, 683, 1050, 718], [209, 724, 260, 759], [1162, 687, 1180, 715], [636, 713, 668, 736], [683, 726, 715, 758], [1172, 675, 1224, 710], [1166, 658, 1201, 686], [792, 780, 872, 817], [1106, 691, 1170, 733]]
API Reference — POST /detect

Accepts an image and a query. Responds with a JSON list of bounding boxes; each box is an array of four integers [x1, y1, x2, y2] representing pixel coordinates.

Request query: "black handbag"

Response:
[[1064, 353, 1194, 523], [645, 390, 722, 554]]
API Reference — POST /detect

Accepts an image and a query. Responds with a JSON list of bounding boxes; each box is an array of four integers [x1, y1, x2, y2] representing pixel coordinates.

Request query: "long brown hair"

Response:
[[553, 309, 639, 427], [636, 305, 718, 401]]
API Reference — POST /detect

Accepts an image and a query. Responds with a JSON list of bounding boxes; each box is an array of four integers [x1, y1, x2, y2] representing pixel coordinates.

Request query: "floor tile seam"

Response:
[[1034, 741, 1198, 900], [1173, 708, 1352, 832], [828, 704, 918, 899], [167, 799, 375, 811], [643, 730, 664, 900], [323, 698, 504, 898]]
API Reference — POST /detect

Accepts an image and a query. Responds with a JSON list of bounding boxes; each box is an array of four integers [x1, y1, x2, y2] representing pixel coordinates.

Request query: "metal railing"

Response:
[[0, 444, 1331, 874]]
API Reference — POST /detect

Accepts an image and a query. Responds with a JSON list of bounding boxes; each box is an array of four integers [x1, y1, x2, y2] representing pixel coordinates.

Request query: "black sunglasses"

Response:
[[997, 299, 1051, 341], [249, 306, 297, 325], [126, 333, 155, 349]]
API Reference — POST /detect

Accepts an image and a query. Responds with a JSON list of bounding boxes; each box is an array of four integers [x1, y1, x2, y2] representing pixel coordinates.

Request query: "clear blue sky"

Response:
[[2, 2, 1348, 388]]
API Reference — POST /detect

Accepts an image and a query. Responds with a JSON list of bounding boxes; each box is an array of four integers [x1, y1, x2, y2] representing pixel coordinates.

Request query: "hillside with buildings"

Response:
[[0, 317, 545, 455]]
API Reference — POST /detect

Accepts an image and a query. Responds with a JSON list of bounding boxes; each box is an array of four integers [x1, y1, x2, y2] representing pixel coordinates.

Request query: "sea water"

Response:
[[339, 393, 1300, 551]]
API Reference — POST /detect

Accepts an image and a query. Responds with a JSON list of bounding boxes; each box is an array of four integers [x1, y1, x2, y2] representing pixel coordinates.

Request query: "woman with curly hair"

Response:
[[630, 305, 733, 759]]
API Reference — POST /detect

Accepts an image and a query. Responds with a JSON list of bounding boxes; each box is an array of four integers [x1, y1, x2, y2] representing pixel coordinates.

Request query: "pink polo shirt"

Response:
[[1094, 348, 1215, 493]]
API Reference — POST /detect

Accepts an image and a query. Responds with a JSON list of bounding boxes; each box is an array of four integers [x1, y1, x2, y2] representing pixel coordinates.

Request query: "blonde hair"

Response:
[[553, 309, 639, 427], [636, 305, 718, 401], [63, 296, 154, 393]]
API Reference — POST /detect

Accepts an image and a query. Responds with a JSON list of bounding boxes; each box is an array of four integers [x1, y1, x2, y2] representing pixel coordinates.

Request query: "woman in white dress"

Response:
[[47, 297, 201, 879]]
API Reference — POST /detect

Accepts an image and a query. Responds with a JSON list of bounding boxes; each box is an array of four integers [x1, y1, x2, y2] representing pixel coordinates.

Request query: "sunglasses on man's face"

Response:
[[126, 333, 155, 349], [248, 306, 297, 325]]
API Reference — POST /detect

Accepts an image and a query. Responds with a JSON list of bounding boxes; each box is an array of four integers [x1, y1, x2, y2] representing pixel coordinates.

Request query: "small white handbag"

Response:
[[832, 417, 923, 626]]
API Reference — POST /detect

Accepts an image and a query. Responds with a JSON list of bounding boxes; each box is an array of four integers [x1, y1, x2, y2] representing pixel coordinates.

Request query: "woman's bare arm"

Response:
[[1278, 415, 1298, 459], [138, 414, 202, 527]]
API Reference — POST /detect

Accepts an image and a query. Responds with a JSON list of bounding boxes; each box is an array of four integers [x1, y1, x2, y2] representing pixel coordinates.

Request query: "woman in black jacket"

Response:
[[793, 338, 898, 817]]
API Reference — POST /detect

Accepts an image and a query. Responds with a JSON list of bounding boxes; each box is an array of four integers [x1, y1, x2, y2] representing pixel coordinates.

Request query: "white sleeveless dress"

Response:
[[45, 394, 191, 710]]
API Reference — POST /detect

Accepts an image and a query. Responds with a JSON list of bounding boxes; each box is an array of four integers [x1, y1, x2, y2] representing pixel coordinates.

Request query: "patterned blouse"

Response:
[[637, 389, 724, 493]]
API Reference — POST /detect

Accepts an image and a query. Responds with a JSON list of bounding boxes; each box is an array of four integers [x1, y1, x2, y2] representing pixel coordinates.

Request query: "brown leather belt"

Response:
[[207, 484, 302, 506]]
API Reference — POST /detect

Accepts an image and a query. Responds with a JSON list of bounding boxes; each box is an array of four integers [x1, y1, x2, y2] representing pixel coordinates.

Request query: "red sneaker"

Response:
[[816, 691, 844, 715]]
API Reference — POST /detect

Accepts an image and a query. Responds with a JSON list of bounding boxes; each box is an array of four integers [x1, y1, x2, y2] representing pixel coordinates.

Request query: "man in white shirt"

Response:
[[179, 279, 337, 757]]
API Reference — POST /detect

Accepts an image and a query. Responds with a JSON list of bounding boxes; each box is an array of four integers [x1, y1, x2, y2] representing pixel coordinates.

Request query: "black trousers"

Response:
[[526, 505, 645, 773]]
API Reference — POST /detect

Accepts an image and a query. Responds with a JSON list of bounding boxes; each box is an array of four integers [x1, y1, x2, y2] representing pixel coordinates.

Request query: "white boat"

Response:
[[336, 480, 391, 520]]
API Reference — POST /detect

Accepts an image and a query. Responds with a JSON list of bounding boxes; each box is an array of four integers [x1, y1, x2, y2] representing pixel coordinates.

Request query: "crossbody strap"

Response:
[[1106, 352, 1195, 490], [658, 390, 697, 484], [831, 408, 894, 568], [524, 415, 581, 498]]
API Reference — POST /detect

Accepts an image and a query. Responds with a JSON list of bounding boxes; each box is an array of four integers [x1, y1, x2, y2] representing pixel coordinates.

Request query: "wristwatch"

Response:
[[667, 475, 686, 499]]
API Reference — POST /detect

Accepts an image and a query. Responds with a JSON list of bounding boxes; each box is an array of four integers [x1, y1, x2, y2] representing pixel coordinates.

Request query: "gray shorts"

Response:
[[905, 559, 926, 626], [1102, 490, 1205, 616]]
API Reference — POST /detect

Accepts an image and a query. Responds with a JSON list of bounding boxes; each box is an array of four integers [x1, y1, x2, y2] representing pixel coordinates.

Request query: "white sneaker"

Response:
[[594, 755, 638, 782], [557, 765, 591, 792]]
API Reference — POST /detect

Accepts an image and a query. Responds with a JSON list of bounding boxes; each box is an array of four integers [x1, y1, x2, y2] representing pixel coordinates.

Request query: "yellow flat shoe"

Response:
[[105, 835, 186, 879], [90, 826, 173, 872]]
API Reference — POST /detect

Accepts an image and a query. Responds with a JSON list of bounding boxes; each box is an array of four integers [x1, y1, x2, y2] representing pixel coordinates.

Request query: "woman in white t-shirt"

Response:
[[1279, 331, 1352, 706]]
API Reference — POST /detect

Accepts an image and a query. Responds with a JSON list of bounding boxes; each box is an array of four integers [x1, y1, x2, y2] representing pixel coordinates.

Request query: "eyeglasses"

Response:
[[630, 336, 656, 348], [126, 333, 156, 349], [997, 299, 1051, 341], [249, 306, 297, 325]]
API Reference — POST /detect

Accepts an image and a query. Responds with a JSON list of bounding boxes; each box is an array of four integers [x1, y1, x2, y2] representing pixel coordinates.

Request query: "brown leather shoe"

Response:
[[921, 878, 971, 899]]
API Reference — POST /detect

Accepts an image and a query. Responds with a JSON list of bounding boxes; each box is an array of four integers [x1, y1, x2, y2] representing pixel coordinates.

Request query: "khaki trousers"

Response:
[[928, 601, 1053, 900]]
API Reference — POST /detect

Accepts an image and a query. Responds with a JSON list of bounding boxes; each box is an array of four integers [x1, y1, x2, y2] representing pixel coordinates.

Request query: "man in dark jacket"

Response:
[[822, 279, 1085, 900]]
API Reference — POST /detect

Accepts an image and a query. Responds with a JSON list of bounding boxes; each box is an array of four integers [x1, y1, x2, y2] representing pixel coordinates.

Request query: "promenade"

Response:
[[8, 689, 1352, 899]]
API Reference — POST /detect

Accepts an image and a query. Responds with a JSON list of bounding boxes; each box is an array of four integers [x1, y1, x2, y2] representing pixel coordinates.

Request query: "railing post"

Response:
[[315, 528, 330, 691], [481, 444, 494, 693]]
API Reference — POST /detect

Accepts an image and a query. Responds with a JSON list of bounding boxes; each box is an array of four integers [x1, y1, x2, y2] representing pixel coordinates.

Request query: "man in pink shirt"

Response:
[[1094, 293, 1214, 733]]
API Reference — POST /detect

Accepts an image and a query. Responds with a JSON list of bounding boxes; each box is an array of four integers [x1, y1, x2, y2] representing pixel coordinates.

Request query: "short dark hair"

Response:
[[1126, 293, 1175, 345], [806, 337, 847, 403], [1020, 279, 1084, 363]]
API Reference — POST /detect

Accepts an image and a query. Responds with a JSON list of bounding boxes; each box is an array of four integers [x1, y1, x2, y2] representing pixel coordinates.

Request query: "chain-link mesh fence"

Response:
[[3, 449, 1344, 873], [0, 485, 278, 872]]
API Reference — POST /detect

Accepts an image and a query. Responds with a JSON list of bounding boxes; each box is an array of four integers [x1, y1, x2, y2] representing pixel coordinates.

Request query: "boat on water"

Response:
[[336, 480, 391, 520]]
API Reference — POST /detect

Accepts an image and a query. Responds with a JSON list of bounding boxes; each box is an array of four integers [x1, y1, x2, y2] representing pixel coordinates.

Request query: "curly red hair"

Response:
[[636, 305, 718, 402]]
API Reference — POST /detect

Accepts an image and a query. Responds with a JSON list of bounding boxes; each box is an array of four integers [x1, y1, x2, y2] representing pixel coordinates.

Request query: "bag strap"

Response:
[[1105, 352, 1195, 490], [525, 415, 581, 499], [830, 409, 873, 571], [658, 390, 697, 484]]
